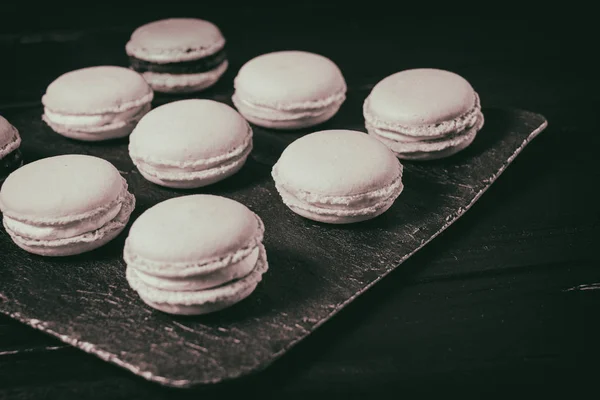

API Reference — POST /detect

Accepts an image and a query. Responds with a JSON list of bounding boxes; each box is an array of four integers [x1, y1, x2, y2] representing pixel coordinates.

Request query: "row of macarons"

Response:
[[0, 124, 402, 315], [0, 115, 403, 315], [38, 17, 483, 160], [0, 17, 485, 315], [0, 150, 267, 315]]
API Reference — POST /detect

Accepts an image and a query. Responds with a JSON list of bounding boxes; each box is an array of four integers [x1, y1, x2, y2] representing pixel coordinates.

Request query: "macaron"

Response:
[[272, 130, 404, 224], [129, 99, 252, 189], [0, 116, 23, 181], [126, 18, 228, 93], [42, 66, 153, 141], [124, 195, 268, 315], [0, 155, 135, 256], [363, 68, 484, 160], [232, 51, 346, 130]]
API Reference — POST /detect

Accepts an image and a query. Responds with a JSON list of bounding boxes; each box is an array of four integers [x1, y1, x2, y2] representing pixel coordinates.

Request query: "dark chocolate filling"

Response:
[[129, 48, 227, 74], [0, 148, 23, 179]]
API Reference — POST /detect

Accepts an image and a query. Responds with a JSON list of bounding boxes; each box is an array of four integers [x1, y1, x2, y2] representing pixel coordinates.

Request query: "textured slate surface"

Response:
[[0, 94, 547, 387]]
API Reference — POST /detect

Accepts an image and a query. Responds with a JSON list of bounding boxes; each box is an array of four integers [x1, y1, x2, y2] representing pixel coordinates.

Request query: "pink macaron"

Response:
[[232, 51, 347, 130], [126, 18, 228, 93], [363, 68, 484, 160], [42, 66, 153, 141], [124, 195, 268, 315], [0, 155, 135, 256], [129, 99, 252, 189], [272, 130, 404, 224]]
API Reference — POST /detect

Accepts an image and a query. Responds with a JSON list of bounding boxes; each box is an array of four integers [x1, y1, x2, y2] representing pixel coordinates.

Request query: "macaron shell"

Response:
[[366, 68, 476, 126], [234, 51, 346, 107], [130, 99, 250, 162], [42, 66, 153, 115], [125, 195, 261, 265], [0, 116, 21, 158], [0, 115, 19, 144], [287, 199, 395, 224], [273, 130, 401, 196], [126, 18, 225, 62], [0, 155, 124, 221], [137, 279, 258, 316]]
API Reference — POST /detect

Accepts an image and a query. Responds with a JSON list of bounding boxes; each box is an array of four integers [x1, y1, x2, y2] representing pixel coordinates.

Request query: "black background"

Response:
[[1, 2, 599, 399]]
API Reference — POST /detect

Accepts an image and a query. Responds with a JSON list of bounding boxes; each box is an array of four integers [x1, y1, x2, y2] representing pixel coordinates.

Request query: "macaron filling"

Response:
[[4, 202, 122, 241], [129, 48, 227, 74], [364, 86, 484, 159], [139, 61, 228, 92], [368, 112, 484, 153], [232, 92, 345, 122], [126, 244, 268, 306], [43, 102, 151, 132], [274, 173, 404, 217], [131, 245, 260, 292], [2, 182, 135, 247], [364, 92, 482, 138]]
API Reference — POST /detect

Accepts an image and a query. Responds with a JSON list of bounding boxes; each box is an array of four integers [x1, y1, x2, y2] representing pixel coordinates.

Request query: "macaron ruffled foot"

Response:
[[0, 155, 135, 256], [123, 195, 268, 315], [272, 130, 404, 224], [363, 68, 484, 160], [126, 18, 229, 94]]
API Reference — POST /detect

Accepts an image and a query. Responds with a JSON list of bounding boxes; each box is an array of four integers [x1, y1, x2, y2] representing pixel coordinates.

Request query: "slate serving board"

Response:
[[0, 88, 547, 388]]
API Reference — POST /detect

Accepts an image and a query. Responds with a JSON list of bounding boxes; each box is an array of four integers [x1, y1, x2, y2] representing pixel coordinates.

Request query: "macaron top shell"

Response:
[[42, 66, 153, 115], [274, 130, 401, 196], [234, 51, 346, 108], [366, 68, 476, 126], [129, 99, 250, 163], [0, 155, 124, 222], [125, 195, 262, 264], [126, 18, 225, 62]]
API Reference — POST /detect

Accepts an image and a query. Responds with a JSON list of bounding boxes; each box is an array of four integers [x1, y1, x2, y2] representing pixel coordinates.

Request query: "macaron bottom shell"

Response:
[[286, 199, 396, 224], [384, 129, 477, 161], [139, 281, 258, 316], [141, 61, 228, 94], [126, 244, 268, 316]]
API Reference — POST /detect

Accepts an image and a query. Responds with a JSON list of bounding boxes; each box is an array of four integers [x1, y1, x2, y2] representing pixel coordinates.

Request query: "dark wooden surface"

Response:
[[1, 4, 599, 399]]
